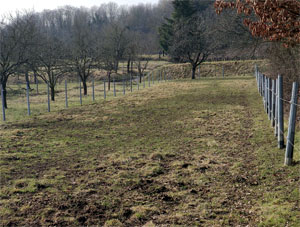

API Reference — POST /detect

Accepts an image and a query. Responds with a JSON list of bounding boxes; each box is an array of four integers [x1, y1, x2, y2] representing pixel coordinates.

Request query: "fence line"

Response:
[[255, 65, 299, 166], [0, 68, 172, 122]]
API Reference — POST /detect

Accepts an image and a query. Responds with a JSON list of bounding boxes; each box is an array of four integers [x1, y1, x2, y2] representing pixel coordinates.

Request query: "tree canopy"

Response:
[[214, 0, 300, 47]]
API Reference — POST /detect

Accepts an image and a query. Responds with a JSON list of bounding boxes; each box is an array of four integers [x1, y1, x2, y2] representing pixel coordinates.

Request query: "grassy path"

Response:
[[0, 78, 299, 226]]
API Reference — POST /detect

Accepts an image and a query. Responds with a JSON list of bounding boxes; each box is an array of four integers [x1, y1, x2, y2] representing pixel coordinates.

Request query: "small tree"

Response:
[[0, 13, 37, 108], [29, 34, 68, 101], [70, 9, 97, 95], [159, 0, 213, 79]]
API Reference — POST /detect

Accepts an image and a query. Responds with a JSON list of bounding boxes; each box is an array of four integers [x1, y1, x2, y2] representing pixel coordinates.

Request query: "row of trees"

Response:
[[0, 1, 174, 107]]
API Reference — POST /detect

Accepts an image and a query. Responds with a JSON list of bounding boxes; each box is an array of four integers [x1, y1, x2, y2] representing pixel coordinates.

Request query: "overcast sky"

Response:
[[1, 0, 159, 16]]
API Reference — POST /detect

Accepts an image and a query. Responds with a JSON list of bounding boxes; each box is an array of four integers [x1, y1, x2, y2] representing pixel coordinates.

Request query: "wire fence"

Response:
[[255, 65, 299, 166], [0, 68, 171, 123]]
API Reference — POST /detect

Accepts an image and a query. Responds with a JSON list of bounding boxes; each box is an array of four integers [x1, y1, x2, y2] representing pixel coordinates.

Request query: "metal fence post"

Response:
[[278, 75, 284, 149], [130, 76, 133, 92], [143, 75, 145, 88], [1, 85, 6, 121], [36, 78, 39, 95], [104, 81, 106, 99], [148, 73, 150, 87], [275, 79, 278, 137], [47, 83, 50, 112], [222, 65, 225, 78], [152, 71, 154, 84], [65, 80, 68, 108], [92, 79, 95, 101], [268, 78, 272, 120], [271, 79, 276, 127], [26, 82, 31, 116], [79, 79, 82, 105], [285, 81, 298, 165], [123, 78, 125, 95], [113, 79, 116, 97]]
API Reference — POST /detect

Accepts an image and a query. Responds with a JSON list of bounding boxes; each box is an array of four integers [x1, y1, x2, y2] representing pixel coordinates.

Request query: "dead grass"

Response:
[[0, 77, 299, 226]]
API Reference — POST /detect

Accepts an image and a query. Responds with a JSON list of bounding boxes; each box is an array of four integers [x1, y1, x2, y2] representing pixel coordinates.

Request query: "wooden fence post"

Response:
[[285, 81, 298, 165], [1, 85, 6, 121], [26, 82, 31, 116], [65, 80, 68, 108], [278, 75, 284, 149]]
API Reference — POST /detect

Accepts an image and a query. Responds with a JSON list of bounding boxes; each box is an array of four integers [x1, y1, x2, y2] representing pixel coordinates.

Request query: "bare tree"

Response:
[[69, 9, 97, 95], [169, 16, 211, 79], [0, 12, 37, 108]]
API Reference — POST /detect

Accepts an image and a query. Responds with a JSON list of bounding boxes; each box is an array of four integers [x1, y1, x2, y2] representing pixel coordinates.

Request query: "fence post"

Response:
[[263, 75, 267, 112], [36, 78, 39, 95], [79, 79, 82, 105], [271, 79, 276, 127], [148, 73, 150, 87], [47, 83, 50, 112], [137, 79, 139, 90], [268, 78, 272, 120], [92, 79, 95, 101], [222, 65, 225, 78], [275, 79, 278, 137], [65, 80, 68, 108], [285, 81, 298, 165], [26, 82, 31, 116], [113, 79, 116, 97], [123, 78, 125, 95], [152, 71, 154, 84], [143, 75, 145, 88], [130, 76, 133, 92], [104, 81, 106, 99], [278, 75, 284, 149], [258, 73, 261, 94], [164, 69, 166, 81], [1, 85, 6, 121]]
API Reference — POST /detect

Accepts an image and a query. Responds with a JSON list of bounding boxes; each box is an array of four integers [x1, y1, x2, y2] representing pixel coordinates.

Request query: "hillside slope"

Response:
[[0, 77, 299, 226]]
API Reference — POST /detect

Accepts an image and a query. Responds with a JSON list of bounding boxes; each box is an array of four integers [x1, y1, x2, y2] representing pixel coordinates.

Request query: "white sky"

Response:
[[1, 0, 159, 16]]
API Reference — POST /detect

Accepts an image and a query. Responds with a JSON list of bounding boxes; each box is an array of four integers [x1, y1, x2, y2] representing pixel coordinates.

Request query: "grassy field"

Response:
[[0, 77, 299, 226]]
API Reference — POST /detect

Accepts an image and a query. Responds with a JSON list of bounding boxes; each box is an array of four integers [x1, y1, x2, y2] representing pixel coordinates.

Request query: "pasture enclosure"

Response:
[[0, 75, 299, 226], [0, 60, 264, 123]]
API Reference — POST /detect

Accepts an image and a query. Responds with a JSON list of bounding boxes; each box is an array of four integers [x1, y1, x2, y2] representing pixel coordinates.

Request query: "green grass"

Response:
[[0, 76, 299, 226]]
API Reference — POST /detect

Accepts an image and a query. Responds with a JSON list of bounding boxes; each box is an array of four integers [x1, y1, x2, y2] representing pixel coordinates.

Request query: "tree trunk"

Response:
[[83, 79, 88, 96], [127, 59, 131, 74], [34, 72, 38, 84], [1, 82, 8, 109], [192, 66, 196, 80], [139, 74, 142, 83], [108, 72, 111, 91], [50, 86, 55, 101]]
